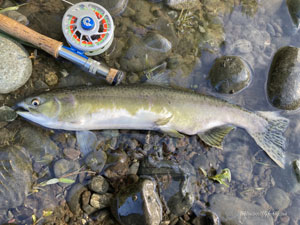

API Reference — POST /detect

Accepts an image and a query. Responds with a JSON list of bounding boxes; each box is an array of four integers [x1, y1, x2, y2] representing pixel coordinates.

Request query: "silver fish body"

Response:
[[16, 85, 289, 168]]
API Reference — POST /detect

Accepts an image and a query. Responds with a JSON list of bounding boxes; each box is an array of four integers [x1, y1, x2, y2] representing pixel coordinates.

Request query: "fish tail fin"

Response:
[[248, 111, 289, 168]]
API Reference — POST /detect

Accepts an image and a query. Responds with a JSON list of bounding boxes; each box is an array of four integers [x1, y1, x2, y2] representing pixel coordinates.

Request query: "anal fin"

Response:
[[198, 125, 235, 149], [160, 128, 185, 138]]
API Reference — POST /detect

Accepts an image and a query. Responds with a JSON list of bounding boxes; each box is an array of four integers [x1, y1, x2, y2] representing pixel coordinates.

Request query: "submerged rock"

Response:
[[76, 131, 97, 156], [267, 46, 300, 110], [0, 146, 33, 209], [293, 159, 300, 182], [67, 183, 87, 214], [138, 158, 197, 216], [165, 0, 199, 10], [209, 56, 251, 94], [93, 0, 128, 16], [84, 150, 107, 173], [111, 178, 162, 225], [286, 0, 300, 28], [53, 159, 80, 185], [0, 35, 32, 94], [0, 106, 17, 122], [265, 187, 290, 211], [120, 33, 172, 72], [192, 211, 220, 225], [209, 194, 273, 225], [89, 176, 110, 194]]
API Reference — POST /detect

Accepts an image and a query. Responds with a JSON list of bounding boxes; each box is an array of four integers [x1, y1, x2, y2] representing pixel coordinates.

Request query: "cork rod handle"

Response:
[[0, 14, 63, 57]]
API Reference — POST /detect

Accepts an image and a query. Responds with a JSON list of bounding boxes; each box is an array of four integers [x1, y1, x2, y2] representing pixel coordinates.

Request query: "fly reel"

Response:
[[62, 2, 114, 56]]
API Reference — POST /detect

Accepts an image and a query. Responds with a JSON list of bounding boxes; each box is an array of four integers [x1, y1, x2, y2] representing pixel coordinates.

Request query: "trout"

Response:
[[15, 85, 289, 168]]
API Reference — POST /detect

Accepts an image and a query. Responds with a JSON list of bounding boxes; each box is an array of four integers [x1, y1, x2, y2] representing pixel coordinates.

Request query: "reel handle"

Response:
[[0, 14, 63, 57]]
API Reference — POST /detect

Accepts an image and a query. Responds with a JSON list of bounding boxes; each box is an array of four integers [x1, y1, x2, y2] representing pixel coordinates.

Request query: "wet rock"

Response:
[[76, 131, 97, 156], [66, 183, 87, 214], [84, 150, 107, 173], [111, 179, 162, 225], [165, 0, 199, 10], [192, 211, 220, 225], [265, 187, 290, 211], [209, 56, 251, 94], [293, 159, 300, 182], [90, 193, 113, 209], [93, 0, 128, 16], [53, 159, 80, 184], [104, 149, 129, 183], [16, 127, 59, 164], [0, 106, 17, 122], [63, 148, 81, 160], [267, 46, 300, 110], [138, 158, 196, 216], [209, 194, 273, 225], [0, 35, 32, 94], [2, 10, 29, 25], [44, 71, 58, 86], [286, 0, 300, 28], [226, 151, 253, 183], [89, 176, 110, 194], [0, 146, 33, 209], [120, 33, 172, 72], [272, 165, 300, 193]]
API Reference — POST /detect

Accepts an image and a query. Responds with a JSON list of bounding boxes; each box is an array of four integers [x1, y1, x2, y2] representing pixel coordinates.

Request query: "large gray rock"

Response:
[[267, 46, 300, 110], [0, 146, 33, 209], [209, 194, 273, 225], [286, 0, 300, 28], [111, 179, 162, 225], [0, 35, 32, 94]]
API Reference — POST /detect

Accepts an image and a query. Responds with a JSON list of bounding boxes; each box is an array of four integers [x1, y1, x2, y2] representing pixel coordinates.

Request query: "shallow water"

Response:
[[1, 0, 300, 224]]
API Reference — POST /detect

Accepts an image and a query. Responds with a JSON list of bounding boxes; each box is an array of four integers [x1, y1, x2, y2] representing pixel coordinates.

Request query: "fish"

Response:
[[15, 85, 289, 168]]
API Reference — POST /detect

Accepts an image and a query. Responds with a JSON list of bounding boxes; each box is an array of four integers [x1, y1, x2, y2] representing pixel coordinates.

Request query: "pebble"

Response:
[[111, 178, 162, 225], [90, 193, 113, 209], [209, 56, 251, 94], [44, 71, 58, 86], [76, 131, 98, 156], [267, 46, 300, 110], [0, 35, 32, 94], [209, 194, 273, 225], [66, 183, 87, 214], [89, 176, 109, 194], [63, 148, 81, 160], [93, 0, 128, 16], [265, 187, 290, 211], [192, 211, 220, 225], [165, 0, 199, 10], [84, 150, 107, 173], [0, 106, 17, 122], [2, 10, 29, 25], [293, 159, 300, 182], [53, 159, 80, 185]]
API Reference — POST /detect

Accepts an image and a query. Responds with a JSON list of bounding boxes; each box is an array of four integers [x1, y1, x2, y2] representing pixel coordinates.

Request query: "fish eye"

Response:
[[31, 98, 40, 106]]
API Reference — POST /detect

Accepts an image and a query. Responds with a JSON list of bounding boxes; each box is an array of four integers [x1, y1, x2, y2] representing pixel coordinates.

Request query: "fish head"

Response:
[[15, 93, 61, 124]]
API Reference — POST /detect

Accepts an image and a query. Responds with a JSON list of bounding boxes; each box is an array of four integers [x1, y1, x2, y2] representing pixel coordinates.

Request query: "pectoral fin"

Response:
[[198, 125, 235, 149], [160, 128, 185, 138]]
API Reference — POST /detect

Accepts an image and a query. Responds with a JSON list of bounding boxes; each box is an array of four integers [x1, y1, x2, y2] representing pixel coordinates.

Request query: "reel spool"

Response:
[[62, 2, 114, 56]]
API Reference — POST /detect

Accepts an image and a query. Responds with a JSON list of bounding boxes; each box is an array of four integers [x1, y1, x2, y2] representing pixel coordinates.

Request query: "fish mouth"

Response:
[[14, 103, 32, 115]]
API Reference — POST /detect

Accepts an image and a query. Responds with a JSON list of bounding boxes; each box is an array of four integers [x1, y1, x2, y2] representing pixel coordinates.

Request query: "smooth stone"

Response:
[[90, 193, 113, 209], [66, 183, 87, 214], [265, 187, 290, 211], [63, 148, 81, 160], [93, 0, 128, 16], [226, 151, 253, 183], [84, 150, 107, 173], [53, 159, 80, 184], [267, 46, 300, 110], [0, 35, 32, 94], [89, 176, 110, 194], [293, 159, 300, 182], [0, 106, 17, 122], [0, 146, 33, 209], [192, 211, 220, 225], [165, 0, 199, 10], [120, 33, 172, 72], [15, 127, 59, 164], [76, 131, 97, 156], [209, 56, 251, 94], [209, 194, 273, 225], [2, 10, 29, 25], [111, 179, 162, 225], [286, 0, 300, 28], [138, 159, 196, 216]]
